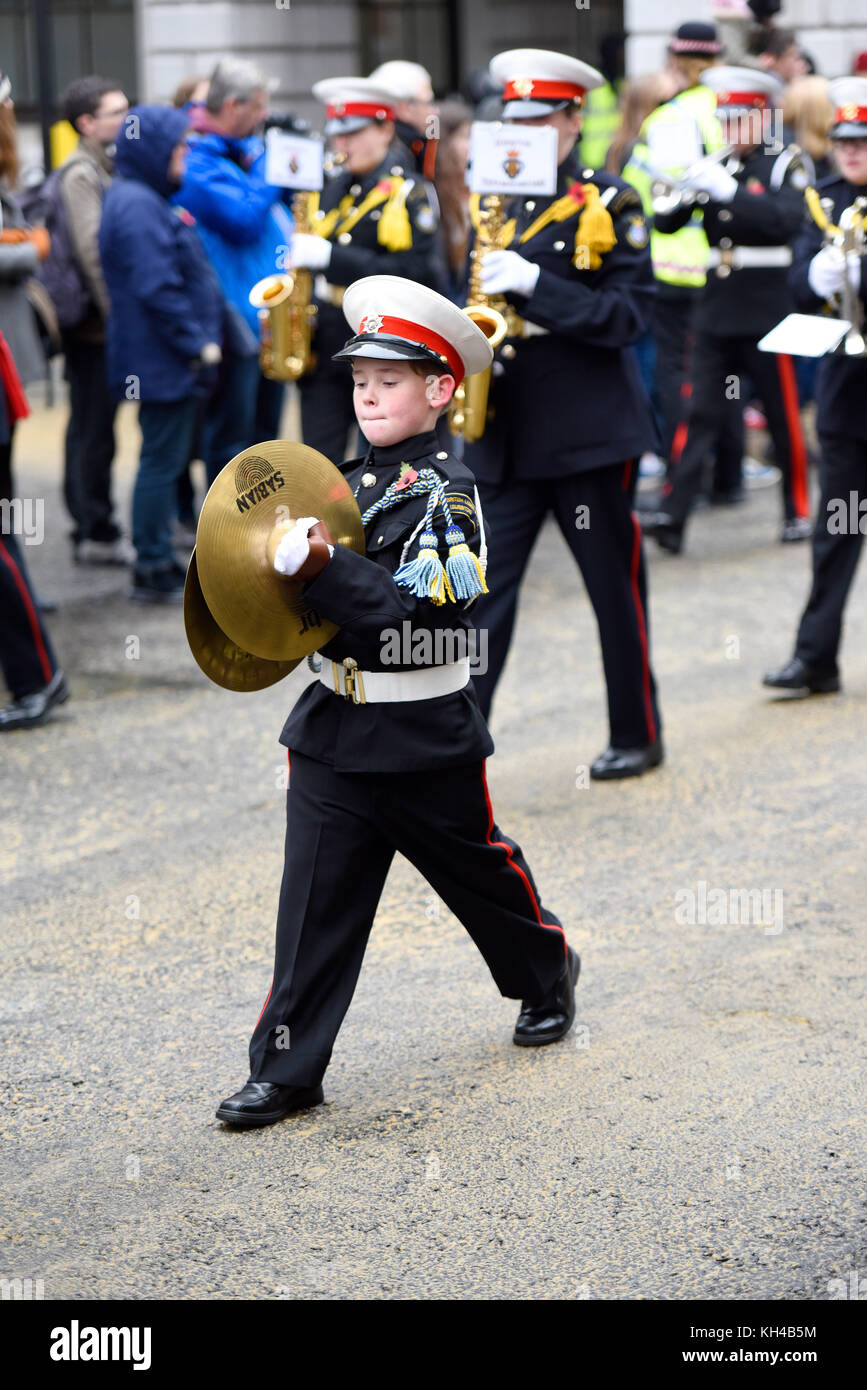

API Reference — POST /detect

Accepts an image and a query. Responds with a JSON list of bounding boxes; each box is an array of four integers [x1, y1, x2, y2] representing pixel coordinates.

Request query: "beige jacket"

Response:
[[59, 138, 113, 335]]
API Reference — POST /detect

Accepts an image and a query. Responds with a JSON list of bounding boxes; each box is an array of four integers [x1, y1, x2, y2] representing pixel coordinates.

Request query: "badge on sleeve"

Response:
[[625, 214, 649, 249], [415, 203, 436, 232], [789, 166, 809, 190]]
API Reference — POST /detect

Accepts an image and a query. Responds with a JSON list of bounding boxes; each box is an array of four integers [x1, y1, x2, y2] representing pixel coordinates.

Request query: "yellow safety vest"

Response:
[[622, 86, 724, 290], [577, 80, 622, 172]]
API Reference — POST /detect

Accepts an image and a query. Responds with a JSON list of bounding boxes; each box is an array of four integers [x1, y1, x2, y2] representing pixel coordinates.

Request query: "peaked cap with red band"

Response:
[[312, 77, 397, 135], [829, 76, 867, 138], [334, 275, 493, 384], [702, 66, 783, 113], [490, 48, 603, 120]]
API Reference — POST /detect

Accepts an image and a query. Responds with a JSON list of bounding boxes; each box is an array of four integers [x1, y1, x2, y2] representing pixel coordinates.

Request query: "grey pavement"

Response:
[[1, 396, 865, 1300]]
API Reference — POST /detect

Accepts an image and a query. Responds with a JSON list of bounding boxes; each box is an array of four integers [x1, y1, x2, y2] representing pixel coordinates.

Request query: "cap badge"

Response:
[[361, 313, 385, 333], [842, 103, 858, 121], [513, 76, 534, 98]]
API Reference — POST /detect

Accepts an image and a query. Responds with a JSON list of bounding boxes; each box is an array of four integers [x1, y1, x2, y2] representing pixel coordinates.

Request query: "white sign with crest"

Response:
[[265, 131, 325, 191], [468, 121, 558, 196]]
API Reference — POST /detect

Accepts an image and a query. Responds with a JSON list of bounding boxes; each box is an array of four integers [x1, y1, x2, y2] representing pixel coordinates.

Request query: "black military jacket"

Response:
[[464, 151, 657, 484], [304, 155, 441, 373], [654, 144, 810, 338], [790, 173, 867, 443], [279, 428, 494, 772]]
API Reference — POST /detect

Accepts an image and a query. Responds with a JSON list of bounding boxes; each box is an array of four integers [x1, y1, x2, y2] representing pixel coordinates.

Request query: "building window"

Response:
[[359, 0, 459, 95], [0, 0, 136, 119]]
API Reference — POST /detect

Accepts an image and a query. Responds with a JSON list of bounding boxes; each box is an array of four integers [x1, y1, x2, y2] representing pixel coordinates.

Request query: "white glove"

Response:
[[199, 341, 222, 365], [808, 245, 847, 300], [291, 233, 332, 270], [273, 517, 332, 577], [685, 161, 738, 203], [479, 248, 540, 297]]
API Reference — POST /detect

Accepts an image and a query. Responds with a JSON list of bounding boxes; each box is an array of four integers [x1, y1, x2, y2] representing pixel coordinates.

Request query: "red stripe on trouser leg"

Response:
[[0, 536, 53, 685], [775, 352, 809, 519], [254, 980, 274, 1031], [621, 459, 633, 491], [669, 419, 689, 468], [629, 516, 657, 743], [479, 762, 568, 960]]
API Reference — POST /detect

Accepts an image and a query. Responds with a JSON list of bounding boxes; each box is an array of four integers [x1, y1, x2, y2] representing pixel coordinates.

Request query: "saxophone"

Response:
[[249, 190, 318, 381], [448, 195, 521, 442]]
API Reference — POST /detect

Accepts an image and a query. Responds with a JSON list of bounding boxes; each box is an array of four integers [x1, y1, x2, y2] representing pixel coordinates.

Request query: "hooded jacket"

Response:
[[178, 130, 294, 337], [98, 105, 222, 402]]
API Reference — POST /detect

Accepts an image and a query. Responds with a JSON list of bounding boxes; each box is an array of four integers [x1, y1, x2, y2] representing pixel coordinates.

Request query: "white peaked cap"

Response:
[[336, 276, 493, 384], [490, 48, 603, 119]]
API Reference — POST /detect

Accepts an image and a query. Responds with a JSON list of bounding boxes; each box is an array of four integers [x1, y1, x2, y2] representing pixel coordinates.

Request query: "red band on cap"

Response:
[[716, 91, 770, 109], [326, 100, 396, 122], [503, 78, 585, 104], [358, 314, 465, 384], [835, 103, 867, 125]]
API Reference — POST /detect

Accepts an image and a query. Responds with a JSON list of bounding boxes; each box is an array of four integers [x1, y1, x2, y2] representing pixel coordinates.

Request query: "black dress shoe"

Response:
[[0, 669, 69, 732], [590, 738, 664, 781], [216, 1080, 324, 1128], [762, 656, 840, 696], [514, 947, 580, 1046], [640, 511, 684, 554]]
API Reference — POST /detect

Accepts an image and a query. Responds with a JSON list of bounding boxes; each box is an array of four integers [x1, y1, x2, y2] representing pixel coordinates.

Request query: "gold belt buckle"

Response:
[[339, 656, 366, 704], [716, 248, 734, 278]]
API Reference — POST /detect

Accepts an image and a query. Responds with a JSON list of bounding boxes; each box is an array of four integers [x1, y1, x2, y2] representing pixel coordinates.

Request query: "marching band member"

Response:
[[463, 48, 664, 781], [764, 79, 867, 698], [294, 77, 441, 462], [217, 277, 579, 1128], [643, 66, 813, 553]]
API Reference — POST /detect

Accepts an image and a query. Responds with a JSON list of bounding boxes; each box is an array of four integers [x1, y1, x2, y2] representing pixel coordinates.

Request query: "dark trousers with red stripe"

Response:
[[795, 433, 867, 674], [248, 751, 567, 1087], [662, 332, 808, 528], [1, 435, 59, 699], [655, 295, 744, 489], [470, 464, 661, 749]]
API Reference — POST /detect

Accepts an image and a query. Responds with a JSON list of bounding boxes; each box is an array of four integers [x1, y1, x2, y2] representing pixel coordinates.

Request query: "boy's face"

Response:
[[351, 359, 455, 447]]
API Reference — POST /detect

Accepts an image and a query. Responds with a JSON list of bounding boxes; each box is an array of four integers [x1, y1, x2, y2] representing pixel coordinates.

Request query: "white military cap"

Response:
[[489, 48, 603, 119], [312, 77, 397, 135], [828, 76, 867, 138], [334, 275, 493, 384], [368, 60, 433, 102], [702, 66, 783, 111]]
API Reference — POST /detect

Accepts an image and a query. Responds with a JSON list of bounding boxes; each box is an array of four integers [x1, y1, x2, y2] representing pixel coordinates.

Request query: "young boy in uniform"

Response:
[[217, 276, 579, 1127]]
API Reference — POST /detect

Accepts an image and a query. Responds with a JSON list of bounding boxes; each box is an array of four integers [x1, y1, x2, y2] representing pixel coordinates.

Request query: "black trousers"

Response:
[[654, 295, 744, 489], [1, 435, 58, 698], [248, 751, 567, 1086], [63, 335, 119, 544], [663, 333, 808, 527], [299, 367, 360, 463], [796, 432, 867, 673], [471, 463, 661, 748]]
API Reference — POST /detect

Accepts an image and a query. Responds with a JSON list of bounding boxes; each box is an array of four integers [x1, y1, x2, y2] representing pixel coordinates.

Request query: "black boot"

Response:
[[513, 947, 580, 1046], [216, 1080, 324, 1128], [762, 656, 840, 696]]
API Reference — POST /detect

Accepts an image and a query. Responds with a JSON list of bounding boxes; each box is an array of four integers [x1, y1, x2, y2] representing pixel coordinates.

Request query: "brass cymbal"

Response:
[[195, 440, 365, 660], [184, 549, 302, 691]]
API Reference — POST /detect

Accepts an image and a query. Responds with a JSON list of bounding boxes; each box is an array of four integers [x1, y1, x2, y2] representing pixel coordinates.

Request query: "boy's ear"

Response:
[[424, 372, 456, 409]]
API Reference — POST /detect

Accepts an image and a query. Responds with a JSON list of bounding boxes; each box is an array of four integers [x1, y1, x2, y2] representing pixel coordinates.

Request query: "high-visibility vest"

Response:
[[622, 86, 724, 290], [577, 80, 622, 172]]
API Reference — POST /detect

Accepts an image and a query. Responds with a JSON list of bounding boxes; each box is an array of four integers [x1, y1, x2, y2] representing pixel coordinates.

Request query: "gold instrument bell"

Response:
[[186, 441, 365, 684]]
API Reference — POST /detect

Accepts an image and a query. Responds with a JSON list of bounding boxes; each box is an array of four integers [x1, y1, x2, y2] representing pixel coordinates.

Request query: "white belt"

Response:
[[319, 656, 471, 704], [707, 246, 792, 268]]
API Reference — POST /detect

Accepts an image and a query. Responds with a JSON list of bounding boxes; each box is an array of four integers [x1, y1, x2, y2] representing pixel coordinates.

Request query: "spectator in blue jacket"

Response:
[[179, 58, 294, 482], [99, 104, 223, 603]]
